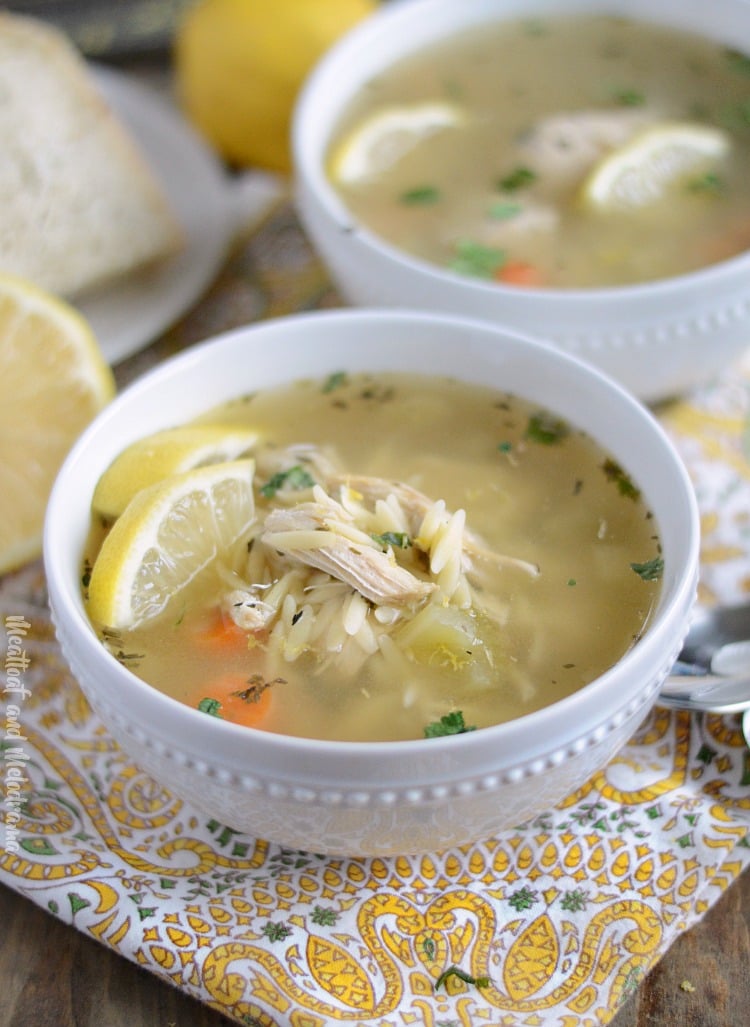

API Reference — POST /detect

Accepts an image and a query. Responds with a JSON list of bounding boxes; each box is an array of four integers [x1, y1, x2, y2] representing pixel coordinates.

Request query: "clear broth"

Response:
[[85, 373, 663, 742]]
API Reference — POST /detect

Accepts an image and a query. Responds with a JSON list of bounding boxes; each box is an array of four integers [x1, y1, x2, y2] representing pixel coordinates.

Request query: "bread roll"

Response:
[[0, 12, 184, 298]]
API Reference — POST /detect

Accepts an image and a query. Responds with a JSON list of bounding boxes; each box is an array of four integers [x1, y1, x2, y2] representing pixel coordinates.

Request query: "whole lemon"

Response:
[[174, 0, 377, 173]]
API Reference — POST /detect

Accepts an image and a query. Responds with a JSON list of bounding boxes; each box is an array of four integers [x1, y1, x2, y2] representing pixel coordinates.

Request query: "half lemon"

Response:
[[0, 274, 114, 574]]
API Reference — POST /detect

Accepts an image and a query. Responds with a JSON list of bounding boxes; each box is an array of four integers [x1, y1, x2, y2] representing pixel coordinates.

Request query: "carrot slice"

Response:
[[194, 610, 250, 654], [495, 260, 544, 287], [194, 672, 274, 728]]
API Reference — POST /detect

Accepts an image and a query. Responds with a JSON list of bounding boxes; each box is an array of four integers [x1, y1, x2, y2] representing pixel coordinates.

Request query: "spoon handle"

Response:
[[658, 673, 750, 714]]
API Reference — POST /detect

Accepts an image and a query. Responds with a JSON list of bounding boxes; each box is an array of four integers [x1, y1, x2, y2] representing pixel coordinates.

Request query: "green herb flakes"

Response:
[[719, 98, 750, 131], [424, 710, 476, 738], [197, 697, 223, 718], [322, 371, 348, 393], [371, 531, 411, 549], [497, 166, 536, 192], [687, 171, 724, 194], [493, 166, 534, 193], [630, 556, 664, 581], [400, 185, 441, 206], [260, 465, 315, 498], [602, 458, 641, 499], [611, 86, 646, 107], [434, 965, 491, 992], [525, 411, 569, 444], [488, 200, 522, 220], [726, 48, 750, 77], [450, 239, 505, 279], [521, 19, 548, 36]]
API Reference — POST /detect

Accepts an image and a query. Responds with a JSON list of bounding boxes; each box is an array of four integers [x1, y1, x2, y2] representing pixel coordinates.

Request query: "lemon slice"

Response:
[[87, 459, 255, 630], [0, 273, 114, 574], [329, 101, 466, 185], [92, 425, 260, 521], [580, 121, 730, 209]]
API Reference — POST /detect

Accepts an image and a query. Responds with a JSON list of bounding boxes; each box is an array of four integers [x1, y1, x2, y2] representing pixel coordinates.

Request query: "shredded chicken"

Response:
[[330, 474, 539, 579], [222, 586, 277, 631], [475, 197, 560, 248], [260, 500, 435, 607]]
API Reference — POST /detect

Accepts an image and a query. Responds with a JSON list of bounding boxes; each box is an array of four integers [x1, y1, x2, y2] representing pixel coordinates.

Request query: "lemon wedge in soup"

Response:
[[330, 101, 467, 186], [87, 460, 255, 630], [580, 121, 730, 210], [92, 425, 259, 521]]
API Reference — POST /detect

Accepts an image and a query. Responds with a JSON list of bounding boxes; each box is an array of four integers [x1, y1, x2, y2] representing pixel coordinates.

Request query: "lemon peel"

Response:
[[0, 273, 114, 573], [92, 424, 260, 521]]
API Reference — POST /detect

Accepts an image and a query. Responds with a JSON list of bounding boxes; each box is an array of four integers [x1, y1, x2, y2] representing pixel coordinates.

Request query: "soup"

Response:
[[84, 373, 663, 742], [326, 14, 750, 288]]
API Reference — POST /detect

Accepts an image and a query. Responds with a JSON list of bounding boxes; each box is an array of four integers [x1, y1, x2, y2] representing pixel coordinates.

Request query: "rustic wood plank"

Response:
[[0, 886, 234, 1027], [611, 865, 750, 1026]]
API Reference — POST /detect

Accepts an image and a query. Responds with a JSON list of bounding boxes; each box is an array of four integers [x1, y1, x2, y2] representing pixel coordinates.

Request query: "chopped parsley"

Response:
[[260, 465, 315, 498], [521, 18, 548, 37], [488, 200, 522, 220], [525, 411, 569, 444], [371, 531, 411, 549], [322, 371, 348, 393], [687, 171, 724, 194], [719, 98, 750, 131], [450, 239, 505, 279], [197, 697, 223, 718], [434, 965, 491, 992], [726, 48, 750, 76], [497, 166, 536, 192], [611, 86, 646, 107], [400, 185, 441, 206], [602, 458, 641, 500], [631, 556, 664, 581], [424, 710, 476, 738]]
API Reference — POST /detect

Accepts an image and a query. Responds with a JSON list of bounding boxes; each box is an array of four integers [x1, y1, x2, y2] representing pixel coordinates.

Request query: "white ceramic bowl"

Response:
[[293, 0, 750, 404], [44, 310, 699, 856]]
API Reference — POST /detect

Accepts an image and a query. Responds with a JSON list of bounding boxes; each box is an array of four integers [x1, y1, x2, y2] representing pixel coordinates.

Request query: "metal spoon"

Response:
[[659, 600, 750, 714]]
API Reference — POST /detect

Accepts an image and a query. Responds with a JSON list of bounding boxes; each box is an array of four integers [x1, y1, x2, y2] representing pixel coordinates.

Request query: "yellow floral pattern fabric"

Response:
[[3, 205, 750, 1025]]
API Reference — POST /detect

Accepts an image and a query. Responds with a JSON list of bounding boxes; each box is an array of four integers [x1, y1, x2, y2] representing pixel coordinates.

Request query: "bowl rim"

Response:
[[44, 307, 700, 769], [292, 0, 750, 302]]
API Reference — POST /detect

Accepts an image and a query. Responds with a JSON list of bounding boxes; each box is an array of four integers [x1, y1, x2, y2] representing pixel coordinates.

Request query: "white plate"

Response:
[[77, 66, 235, 364]]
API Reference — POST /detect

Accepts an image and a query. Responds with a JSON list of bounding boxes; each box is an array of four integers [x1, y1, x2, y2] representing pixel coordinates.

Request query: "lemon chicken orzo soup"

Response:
[[326, 15, 750, 288], [83, 372, 663, 743]]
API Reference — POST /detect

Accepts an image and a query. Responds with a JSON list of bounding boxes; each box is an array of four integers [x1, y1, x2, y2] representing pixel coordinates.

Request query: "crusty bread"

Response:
[[0, 11, 184, 298]]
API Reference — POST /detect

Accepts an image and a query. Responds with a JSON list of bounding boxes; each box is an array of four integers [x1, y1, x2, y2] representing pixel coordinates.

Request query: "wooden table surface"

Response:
[[2, 51, 750, 1027]]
